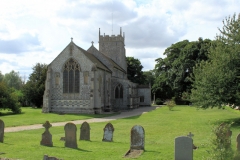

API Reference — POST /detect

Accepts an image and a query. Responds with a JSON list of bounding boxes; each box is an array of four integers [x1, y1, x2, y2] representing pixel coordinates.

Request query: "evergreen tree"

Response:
[[191, 13, 240, 108], [23, 63, 47, 108], [126, 57, 146, 84]]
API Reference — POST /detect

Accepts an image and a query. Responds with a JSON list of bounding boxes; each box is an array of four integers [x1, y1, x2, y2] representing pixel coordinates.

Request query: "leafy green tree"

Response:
[[143, 70, 155, 86], [3, 70, 23, 90], [153, 38, 211, 103], [0, 81, 21, 113], [191, 13, 240, 108], [23, 63, 47, 108], [126, 57, 146, 84], [0, 71, 4, 82]]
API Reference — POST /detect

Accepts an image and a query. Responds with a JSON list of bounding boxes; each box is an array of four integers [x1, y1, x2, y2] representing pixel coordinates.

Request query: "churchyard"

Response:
[[1, 106, 240, 159]]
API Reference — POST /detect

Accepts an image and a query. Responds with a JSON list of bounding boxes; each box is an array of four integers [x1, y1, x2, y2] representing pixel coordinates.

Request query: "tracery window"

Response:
[[115, 84, 123, 99], [63, 58, 80, 93]]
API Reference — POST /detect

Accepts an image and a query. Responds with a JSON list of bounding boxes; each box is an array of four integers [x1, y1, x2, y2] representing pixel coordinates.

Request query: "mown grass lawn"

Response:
[[0, 107, 117, 127], [1, 106, 240, 159]]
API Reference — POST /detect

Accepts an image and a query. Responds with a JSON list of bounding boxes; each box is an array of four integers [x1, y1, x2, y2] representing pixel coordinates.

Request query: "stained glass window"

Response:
[[63, 58, 80, 93]]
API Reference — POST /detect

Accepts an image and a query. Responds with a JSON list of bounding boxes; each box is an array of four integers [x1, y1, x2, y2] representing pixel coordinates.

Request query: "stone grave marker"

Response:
[[0, 119, 4, 143], [40, 121, 53, 147], [80, 121, 90, 141], [237, 134, 240, 151], [175, 136, 193, 160], [131, 125, 145, 150], [125, 125, 145, 158], [102, 123, 114, 142], [64, 123, 77, 149]]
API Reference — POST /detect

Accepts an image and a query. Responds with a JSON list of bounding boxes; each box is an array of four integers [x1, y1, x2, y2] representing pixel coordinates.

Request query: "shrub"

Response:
[[166, 97, 176, 111], [0, 82, 21, 113], [206, 123, 233, 160], [155, 98, 163, 105]]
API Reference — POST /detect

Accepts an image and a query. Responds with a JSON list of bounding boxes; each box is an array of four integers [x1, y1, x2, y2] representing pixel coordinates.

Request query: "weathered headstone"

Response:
[[237, 134, 240, 151], [80, 121, 90, 141], [125, 125, 145, 158], [175, 136, 193, 160], [131, 125, 145, 150], [64, 123, 77, 149], [0, 119, 4, 143], [40, 121, 53, 147], [102, 123, 114, 142]]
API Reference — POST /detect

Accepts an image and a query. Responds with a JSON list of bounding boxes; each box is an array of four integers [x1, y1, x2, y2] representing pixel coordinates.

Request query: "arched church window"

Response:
[[115, 84, 123, 99], [63, 58, 80, 93]]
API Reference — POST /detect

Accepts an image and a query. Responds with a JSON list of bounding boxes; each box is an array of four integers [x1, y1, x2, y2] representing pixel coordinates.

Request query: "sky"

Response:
[[0, 0, 240, 79]]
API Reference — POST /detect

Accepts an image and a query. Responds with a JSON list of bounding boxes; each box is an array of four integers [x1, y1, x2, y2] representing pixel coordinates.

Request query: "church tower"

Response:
[[98, 28, 127, 72]]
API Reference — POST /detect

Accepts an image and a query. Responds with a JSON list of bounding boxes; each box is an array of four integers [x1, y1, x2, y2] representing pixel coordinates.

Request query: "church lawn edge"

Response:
[[1, 106, 240, 159], [0, 107, 118, 127]]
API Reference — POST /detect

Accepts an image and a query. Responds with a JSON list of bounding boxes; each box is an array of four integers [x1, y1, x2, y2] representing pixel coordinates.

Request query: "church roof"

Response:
[[87, 45, 126, 73], [48, 41, 111, 73], [74, 43, 111, 73]]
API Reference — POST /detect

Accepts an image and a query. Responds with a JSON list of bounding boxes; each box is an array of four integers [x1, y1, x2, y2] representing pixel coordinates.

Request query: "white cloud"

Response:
[[0, 0, 240, 78]]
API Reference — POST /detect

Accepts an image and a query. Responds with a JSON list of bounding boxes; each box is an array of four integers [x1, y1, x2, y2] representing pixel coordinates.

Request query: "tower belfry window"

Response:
[[63, 58, 80, 93]]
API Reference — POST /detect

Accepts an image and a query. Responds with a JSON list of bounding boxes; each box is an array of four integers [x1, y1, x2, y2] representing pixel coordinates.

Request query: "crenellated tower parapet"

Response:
[[98, 28, 127, 72]]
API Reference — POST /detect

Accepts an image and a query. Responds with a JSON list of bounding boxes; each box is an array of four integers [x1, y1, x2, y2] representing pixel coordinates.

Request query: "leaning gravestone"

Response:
[[64, 123, 77, 149], [175, 136, 193, 160], [125, 125, 145, 158], [40, 121, 53, 147], [80, 121, 90, 141], [102, 123, 114, 142], [0, 119, 4, 143]]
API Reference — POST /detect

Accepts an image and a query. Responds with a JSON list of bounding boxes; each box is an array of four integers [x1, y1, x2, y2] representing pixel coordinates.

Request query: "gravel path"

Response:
[[5, 106, 159, 133]]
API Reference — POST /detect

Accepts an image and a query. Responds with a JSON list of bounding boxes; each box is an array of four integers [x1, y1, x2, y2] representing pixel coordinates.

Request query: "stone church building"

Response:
[[42, 28, 151, 114]]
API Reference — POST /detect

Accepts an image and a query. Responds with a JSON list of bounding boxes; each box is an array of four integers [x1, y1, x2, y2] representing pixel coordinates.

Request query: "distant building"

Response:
[[42, 28, 151, 114]]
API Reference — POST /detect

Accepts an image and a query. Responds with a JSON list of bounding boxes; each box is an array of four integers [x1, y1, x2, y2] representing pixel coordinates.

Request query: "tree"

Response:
[[126, 57, 146, 84], [191, 13, 240, 108], [3, 70, 22, 90], [0, 81, 21, 113], [0, 71, 4, 82], [153, 38, 211, 103], [23, 63, 47, 108], [143, 70, 155, 86]]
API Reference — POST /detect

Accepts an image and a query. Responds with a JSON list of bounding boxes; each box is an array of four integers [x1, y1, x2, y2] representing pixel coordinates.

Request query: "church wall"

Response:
[[43, 44, 96, 114], [138, 87, 151, 106]]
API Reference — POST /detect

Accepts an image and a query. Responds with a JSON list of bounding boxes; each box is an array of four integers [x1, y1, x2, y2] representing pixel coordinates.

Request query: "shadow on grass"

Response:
[[53, 146, 92, 152], [144, 150, 161, 154], [0, 112, 25, 116]]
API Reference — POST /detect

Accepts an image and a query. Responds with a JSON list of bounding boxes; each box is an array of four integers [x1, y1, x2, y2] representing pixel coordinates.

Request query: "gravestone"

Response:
[[125, 125, 145, 158], [64, 123, 77, 149], [175, 136, 193, 160], [40, 121, 53, 147], [80, 121, 90, 141], [131, 125, 145, 150], [0, 119, 4, 143], [237, 134, 240, 151], [102, 123, 114, 142]]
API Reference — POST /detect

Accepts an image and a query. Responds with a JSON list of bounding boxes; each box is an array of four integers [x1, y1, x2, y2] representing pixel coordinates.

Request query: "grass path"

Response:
[[1, 106, 240, 159], [0, 107, 117, 127]]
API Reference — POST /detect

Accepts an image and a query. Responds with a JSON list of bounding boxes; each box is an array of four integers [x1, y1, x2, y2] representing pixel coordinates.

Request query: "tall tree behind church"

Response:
[[126, 57, 146, 84], [23, 63, 47, 108], [153, 38, 211, 103]]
